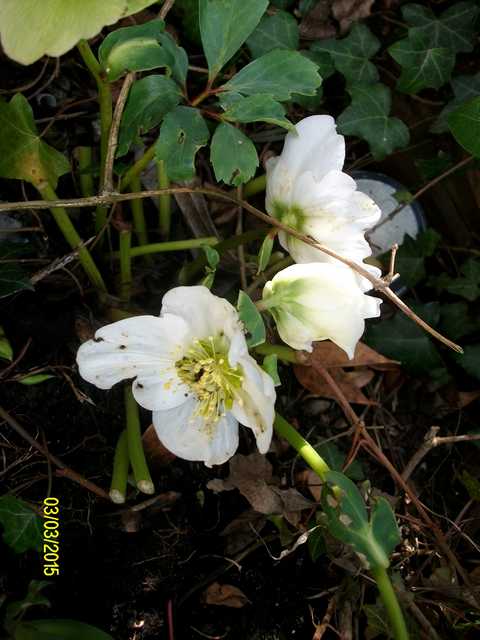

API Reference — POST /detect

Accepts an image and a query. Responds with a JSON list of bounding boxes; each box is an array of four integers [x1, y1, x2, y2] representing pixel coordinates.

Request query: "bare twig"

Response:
[[102, 72, 135, 193], [159, 0, 176, 20], [0, 187, 463, 353], [0, 405, 110, 500]]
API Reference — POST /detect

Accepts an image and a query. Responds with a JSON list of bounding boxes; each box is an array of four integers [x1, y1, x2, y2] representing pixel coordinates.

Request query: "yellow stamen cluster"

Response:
[[175, 336, 243, 426]]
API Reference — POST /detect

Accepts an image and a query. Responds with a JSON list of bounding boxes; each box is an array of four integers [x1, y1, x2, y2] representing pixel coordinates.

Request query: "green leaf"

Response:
[[221, 94, 294, 130], [460, 470, 480, 501], [117, 75, 182, 156], [323, 471, 400, 570], [432, 73, 480, 134], [303, 49, 335, 81], [388, 33, 455, 94], [18, 373, 55, 386], [0, 264, 33, 299], [454, 344, 480, 382], [0, 325, 13, 361], [157, 32, 189, 87], [365, 304, 446, 376], [155, 106, 210, 181], [0, 0, 156, 65], [311, 23, 380, 87], [246, 10, 299, 58], [210, 122, 258, 186], [308, 527, 326, 562], [0, 94, 70, 187], [448, 97, 480, 157], [199, 0, 268, 81], [432, 259, 480, 301], [16, 619, 113, 640], [262, 354, 280, 386], [257, 233, 275, 273], [396, 229, 441, 288], [202, 245, 220, 269], [0, 495, 42, 553], [402, 2, 479, 54], [5, 580, 51, 631], [99, 20, 168, 81], [224, 49, 322, 101], [315, 441, 364, 481], [337, 84, 410, 160], [237, 290, 266, 347], [439, 302, 480, 341]]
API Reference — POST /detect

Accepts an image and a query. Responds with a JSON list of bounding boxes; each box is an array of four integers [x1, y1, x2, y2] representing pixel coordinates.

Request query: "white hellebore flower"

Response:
[[262, 263, 381, 357], [265, 115, 381, 290], [77, 286, 276, 467]]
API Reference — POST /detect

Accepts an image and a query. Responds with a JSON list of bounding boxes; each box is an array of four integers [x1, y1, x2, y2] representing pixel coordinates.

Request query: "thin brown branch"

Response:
[[0, 404, 110, 500], [102, 72, 135, 193], [0, 187, 462, 353], [159, 0, 175, 20]]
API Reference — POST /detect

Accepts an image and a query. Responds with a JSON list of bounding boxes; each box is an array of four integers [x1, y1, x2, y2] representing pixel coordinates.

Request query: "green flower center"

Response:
[[175, 336, 243, 425], [271, 200, 305, 230]]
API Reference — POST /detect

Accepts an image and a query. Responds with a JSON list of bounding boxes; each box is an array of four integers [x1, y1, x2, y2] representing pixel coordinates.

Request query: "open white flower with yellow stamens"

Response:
[[265, 115, 381, 291], [261, 263, 382, 357], [77, 286, 276, 467]]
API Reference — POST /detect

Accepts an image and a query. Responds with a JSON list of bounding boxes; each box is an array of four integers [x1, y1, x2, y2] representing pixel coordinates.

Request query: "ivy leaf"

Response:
[[0, 495, 42, 553], [210, 123, 258, 186], [117, 75, 182, 156], [246, 10, 299, 59], [237, 291, 266, 347], [433, 72, 480, 134], [389, 33, 454, 94], [432, 259, 480, 301], [439, 302, 480, 341], [402, 2, 479, 54], [0, 94, 70, 188], [396, 229, 441, 288], [311, 23, 380, 87], [0, 263, 34, 299], [224, 49, 321, 101], [16, 619, 114, 639], [454, 345, 480, 382], [199, 0, 268, 82], [221, 94, 294, 130], [98, 20, 168, 81], [337, 84, 410, 160], [155, 106, 210, 181], [448, 97, 480, 157]]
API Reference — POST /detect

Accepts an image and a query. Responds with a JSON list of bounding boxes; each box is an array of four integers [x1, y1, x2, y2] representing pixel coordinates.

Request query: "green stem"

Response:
[[36, 182, 107, 292], [110, 430, 129, 504], [120, 144, 156, 192], [124, 385, 154, 495], [112, 236, 217, 259], [273, 414, 330, 481], [130, 177, 149, 248], [255, 343, 299, 364], [157, 160, 171, 237], [119, 228, 132, 303], [243, 174, 266, 199], [371, 567, 410, 640], [74, 147, 95, 197]]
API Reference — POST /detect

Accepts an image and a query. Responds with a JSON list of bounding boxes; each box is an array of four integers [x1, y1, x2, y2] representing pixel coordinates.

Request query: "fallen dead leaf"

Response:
[[220, 510, 267, 555], [203, 582, 250, 608], [332, 0, 375, 32], [294, 365, 376, 405], [299, 0, 337, 40], [306, 341, 399, 370], [142, 424, 176, 469], [297, 469, 323, 502]]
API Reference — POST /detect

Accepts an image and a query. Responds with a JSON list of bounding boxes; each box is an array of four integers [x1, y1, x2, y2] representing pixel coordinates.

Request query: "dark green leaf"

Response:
[[16, 619, 113, 640], [0, 325, 13, 361], [237, 290, 266, 347], [257, 233, 275, 273], [210, 122, 258, 186], [221, 94, 293, 130], [98, 20, 167, 81], [0, 263, 33, 299], [432, 73, 480, 134], [0, 94, 69, 187], [117, 75, 182, 156], [415, 153, 453, 179], [396, 230, 441, 288], [0, 495, 42, 553], [224, 49, 321, 101], [370, 498, 401, 562], [303, 49, 335, 80], [439, 302, 480, 341], [448, 97, 480, 157], [262, 354, 280, 385], [246, 10, 299, 58], [402, 2, 479, 54], [315, 441, 364, 481], [432, 259, 480, 301], [18, 374, 55, 386], [308, 527, 326, 562], [311, 23, 380, 86], [199, 0, 268, 81], [460, 470, 480, 501], [454, 344, 480, 382], [337, 84, 410, 160], [5, 580, 50, 632], [389, 33, 454, 94], [155, 106, 209, 181], [157, 31, 189, 86]]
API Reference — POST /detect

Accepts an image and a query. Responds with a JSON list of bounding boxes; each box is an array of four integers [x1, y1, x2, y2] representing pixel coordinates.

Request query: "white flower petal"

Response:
[[229, 356, 276, 454], [77, 314, 191, 410], [153, 398, 239, 467], [161, 285, 240, 340]]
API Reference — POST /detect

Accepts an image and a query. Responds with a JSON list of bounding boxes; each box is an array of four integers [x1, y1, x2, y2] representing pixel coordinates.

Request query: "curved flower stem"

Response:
[[119, 228, 132, 303], [254, 343, 300, 364], [36, 182, 107, 293], [157, 160, 171, 237], [243, 174, 266, 198], [112, 237, 218, 259], [371, 567, 410, 640], [124, 386, 154, 495], [110, 429, 129, 504], [74, 147, 95, 197], [120, 144, 156, 192], [130, 176, 150, 249], [273, 414, 329, 481]]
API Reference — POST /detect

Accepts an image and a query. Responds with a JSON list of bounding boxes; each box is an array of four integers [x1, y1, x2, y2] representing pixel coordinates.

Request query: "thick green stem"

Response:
[[243, 174, 266, 198], [157, 160, 171, 237], [112, 236, 217, 259], [36, 183, 107, 292], [130, 177, 149, 247], [120, 144, 156, 192], [273, 414, 330, 481], [110, 430, 129, 504], [255, 343, 299, 364], [371, 567, 410, 640], [119, 228, 132, 303], [74, 147, 95, 197], [124, 385, 154, 495]]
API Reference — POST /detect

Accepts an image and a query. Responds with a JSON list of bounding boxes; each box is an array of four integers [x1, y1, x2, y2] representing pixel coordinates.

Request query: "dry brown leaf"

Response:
[[203, 582, 250, 608], [299, 0, 337, 40], [294, 365, 376, 405], [220, 510, 267, 555], [307, 341, 399, 370], [332, 0, 375, 32], [142, 424, 176, 469], [457, 390, 480, 409], [297, 469, 323, 502]]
